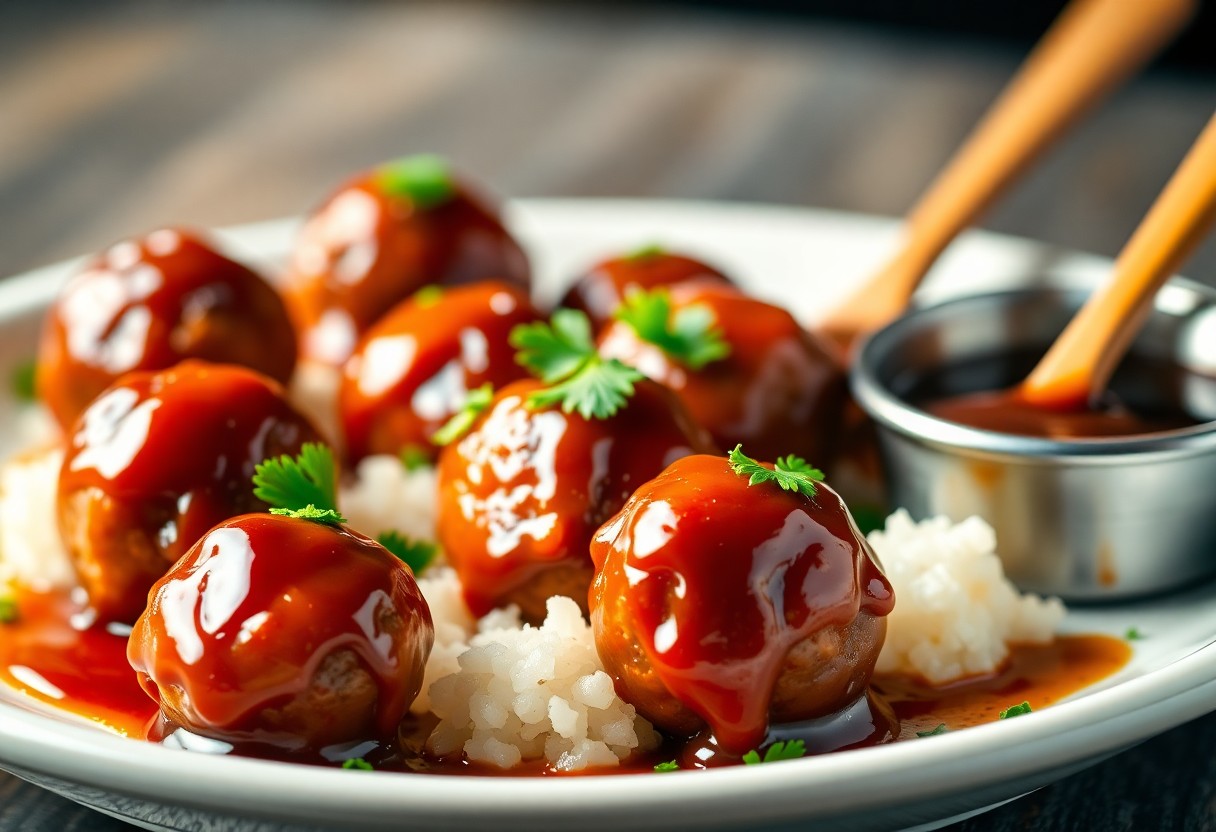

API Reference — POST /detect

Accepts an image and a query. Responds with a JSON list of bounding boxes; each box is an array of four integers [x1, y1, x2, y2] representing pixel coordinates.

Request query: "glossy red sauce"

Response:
[[0, 589, 1129, 773], [127, 514, 433, 756], [599, 282, 847, 465], [560, 249, 733, 333], [57, 361, 321, 624], [926, 388, 1198, 439], [340, 282, 542, 464], [436, 379, 715, 621], [36, 228, 297, 431], [590, 454, 893, 754], [284, 169, 530, 365]]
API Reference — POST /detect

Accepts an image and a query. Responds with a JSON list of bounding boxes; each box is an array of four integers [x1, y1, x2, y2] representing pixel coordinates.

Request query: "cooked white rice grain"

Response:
[[0, 447, 75, 593], [870, 509, 1065, 684], [340, 454, 437, 544], [423, 593, 660, 771]]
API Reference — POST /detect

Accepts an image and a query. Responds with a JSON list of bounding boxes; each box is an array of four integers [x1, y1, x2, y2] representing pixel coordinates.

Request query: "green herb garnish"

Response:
[[432, 383, 495, 446], [916, 724, 948, 738], [375, 155, 456, 210], [998, 701, 1033, 720], [614, 288, 730, 370], [11, 361, 36, 402], [742, 739, 806, 765], [253, 443, 345, 525], [510, 310, 643, 420], [0, 597, 18, 625], [377, 530, 437, 574], [342, 757, 374, 771], [414, 285, 444, 308], [400, 444, 431, 472], [624, 243, 665, 262], [1125, 627, 1144, 641], [728, 445, 824, 500], [653, 760, 680, 772]]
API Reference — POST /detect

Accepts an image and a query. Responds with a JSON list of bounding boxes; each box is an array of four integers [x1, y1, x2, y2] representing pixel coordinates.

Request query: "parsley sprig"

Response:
[[614, 288, 730, 370], [253, 443, 346, 525], [510, 310, 643, 420], [377, 530, 438, 574], [0, 596, 18, 625], [374, 155, 456, 210], [742, 739, 806, 765], [653, 760, 680, 772], [916, 724, 949, 738], [998, 701, 1033, 720], [11, 361, 36, 402], [432, 383, 495, 447], [342, 757, 374, 771], [728, 445, 824, 500]]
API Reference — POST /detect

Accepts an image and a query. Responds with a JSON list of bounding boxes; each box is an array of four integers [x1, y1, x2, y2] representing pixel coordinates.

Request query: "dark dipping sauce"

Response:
[[0, 587, 1131, 774], [914, 350, 1212, 440]]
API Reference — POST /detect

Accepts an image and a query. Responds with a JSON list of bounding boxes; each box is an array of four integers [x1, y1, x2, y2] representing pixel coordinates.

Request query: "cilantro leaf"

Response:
[[742, 739, 806, 765], [377, 530, 437, 574], [342, 757, 374, 771], [400, 444, 431, 472], [728, 445, 825, 499], [653, 760, 680, 772], [998, 701, 1033, 720], [11, 361, 36, 402], [375, 155, 456, 210], [413, 285, 444, 308], [0, 597, 18, 625], [624, 243, 665, 262], [253, 443, 341, 519], [432, 383, 495, 446], [1125, 627, 1144, 641], [615, 289, 730, 370], [511, 309, 596, 383], [525, 358, 642, 420], [916, 724, 948, 738], [511, 310, 644, 420], [270, 505, 346, 524]]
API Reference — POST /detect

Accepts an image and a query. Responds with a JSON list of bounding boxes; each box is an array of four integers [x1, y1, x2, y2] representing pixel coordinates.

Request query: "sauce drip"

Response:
[[0, 588, 1131, 773], [590, 454, 894, 755], [340, 281, 541, 463], [436, 379, 714, 621]]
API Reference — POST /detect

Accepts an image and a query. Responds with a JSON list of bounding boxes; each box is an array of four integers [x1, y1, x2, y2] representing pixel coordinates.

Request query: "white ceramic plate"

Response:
[[1, 200, 1215, 832]]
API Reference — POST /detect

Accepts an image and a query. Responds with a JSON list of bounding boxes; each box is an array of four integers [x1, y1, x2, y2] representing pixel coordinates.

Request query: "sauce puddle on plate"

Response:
[[0, 589, 1131, 772]]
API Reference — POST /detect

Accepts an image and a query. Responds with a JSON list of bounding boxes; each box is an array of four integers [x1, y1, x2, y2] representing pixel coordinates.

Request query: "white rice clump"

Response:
[[0, 448, 74, 594], [418, 569, 659, 771], [870, 509, 1065, 684], [339, 455, 438, 543]]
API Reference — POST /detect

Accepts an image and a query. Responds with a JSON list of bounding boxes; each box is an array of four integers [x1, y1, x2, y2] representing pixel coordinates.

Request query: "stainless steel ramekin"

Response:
[[851, 281, 1216, 600]]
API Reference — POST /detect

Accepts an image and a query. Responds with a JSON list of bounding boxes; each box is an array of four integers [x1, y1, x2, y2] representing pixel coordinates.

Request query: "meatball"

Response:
[[340, 281, 542, 464], [436, 378, 713, 622], [560, 247, 732, 333], [283, 155, 530, 365], [590, 453, 894, 755], [36, 228, 297, 430], [599, 282, 847, 465], [58, 361, 321, 624], [129, 513, 433, 756]]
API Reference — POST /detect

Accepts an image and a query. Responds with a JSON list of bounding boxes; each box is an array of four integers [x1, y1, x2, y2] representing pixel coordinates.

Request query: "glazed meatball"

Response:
[[36, 228, 296, 430], [340, 282, 542, 464], [57, 361, 321, 624], [560, 247, 732, 333], [129, 513, 433, 756], [599, 282, 847, 465], [283, 155, 530, 365], [436, 378, 714, 622], [590, 453, 894, 755]]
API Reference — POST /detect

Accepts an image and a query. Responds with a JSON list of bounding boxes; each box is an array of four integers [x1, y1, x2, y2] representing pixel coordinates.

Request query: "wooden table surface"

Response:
[[1, 1, 1215, 830]]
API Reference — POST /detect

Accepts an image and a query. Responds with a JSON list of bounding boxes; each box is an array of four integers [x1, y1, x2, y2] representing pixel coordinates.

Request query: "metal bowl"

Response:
[[851, 281, 1216, 601]]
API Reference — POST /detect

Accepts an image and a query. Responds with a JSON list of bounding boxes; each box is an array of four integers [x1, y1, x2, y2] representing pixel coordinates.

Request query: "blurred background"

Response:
[[2, 0, 1215, 280]]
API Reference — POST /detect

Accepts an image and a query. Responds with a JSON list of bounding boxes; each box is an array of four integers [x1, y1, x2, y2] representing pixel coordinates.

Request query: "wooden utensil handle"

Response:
[[1021, 109, 1216, 409], [821, 0, 1196, 353]]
